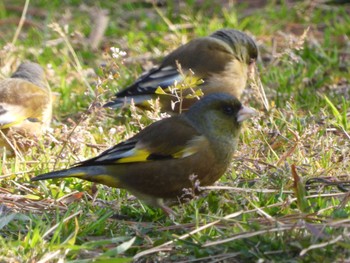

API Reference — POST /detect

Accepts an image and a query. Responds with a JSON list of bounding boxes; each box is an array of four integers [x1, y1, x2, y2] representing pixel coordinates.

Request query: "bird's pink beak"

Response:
[[237, 106, 256, 122]]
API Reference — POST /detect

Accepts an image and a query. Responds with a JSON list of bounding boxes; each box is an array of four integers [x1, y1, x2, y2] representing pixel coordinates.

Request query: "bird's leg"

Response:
[[160, 204, 177, 218], [156, 198, 177, 218]]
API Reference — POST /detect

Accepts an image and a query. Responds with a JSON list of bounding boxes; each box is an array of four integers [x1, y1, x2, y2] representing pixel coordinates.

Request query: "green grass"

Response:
[[1, 0, 350, 262]]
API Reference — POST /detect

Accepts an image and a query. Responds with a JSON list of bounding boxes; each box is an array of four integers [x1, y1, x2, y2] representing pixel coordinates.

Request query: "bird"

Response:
[[32, 93, 255, 214], [0, 62, 52, 155], [104, 29, 258, 112]]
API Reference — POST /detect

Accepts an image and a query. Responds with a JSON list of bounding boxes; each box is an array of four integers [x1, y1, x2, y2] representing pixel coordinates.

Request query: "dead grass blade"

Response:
[[300, 233, 348, 256]]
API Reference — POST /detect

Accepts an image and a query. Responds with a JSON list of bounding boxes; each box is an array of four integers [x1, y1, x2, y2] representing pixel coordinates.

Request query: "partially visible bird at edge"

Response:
[[0, 62, 52, 156]]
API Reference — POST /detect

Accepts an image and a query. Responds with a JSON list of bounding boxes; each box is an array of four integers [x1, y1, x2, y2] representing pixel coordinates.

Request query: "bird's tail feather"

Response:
[[32, 166, 120, 188], [32, 166, 94, 181], [103, 95, 153, 108]]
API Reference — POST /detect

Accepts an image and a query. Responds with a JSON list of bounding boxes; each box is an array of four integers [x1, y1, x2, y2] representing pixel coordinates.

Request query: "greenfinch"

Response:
[[32, 93, 255, 214], [104, 29, 258, 112], [0, 62, 52, 155]]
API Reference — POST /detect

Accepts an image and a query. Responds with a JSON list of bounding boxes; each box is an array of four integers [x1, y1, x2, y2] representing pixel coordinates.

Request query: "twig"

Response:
[[300, 234, 346, 256], [11, 0, 30, 46]]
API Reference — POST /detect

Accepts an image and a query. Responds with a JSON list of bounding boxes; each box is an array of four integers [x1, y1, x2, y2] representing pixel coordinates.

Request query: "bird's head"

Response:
[[211, 29, 258, 65], [11, 62, 46, 89], [185, 93, 256, 141]]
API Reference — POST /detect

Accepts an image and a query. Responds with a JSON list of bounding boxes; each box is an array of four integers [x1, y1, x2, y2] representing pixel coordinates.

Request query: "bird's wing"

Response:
[[77, 116, 207, 166], [0, 79, 51, 129], [115, 65, 183, 98], [0, 104, 37, 128]]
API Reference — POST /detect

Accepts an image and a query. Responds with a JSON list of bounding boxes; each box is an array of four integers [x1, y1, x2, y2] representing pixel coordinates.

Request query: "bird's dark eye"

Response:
[[222, 105, 235, 116]]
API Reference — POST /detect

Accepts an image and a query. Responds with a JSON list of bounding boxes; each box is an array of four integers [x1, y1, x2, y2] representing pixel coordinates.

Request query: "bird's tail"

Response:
[[31, 166, 102, 181], [103, 95, 153, 108], [31, 166, 121, 188], [103, 98, 126, 108]]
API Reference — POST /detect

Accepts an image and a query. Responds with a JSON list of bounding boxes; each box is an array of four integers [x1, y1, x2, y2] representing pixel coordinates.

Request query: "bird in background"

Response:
[[0, 62, 52, 155], [104, 29, 258, 113], [32, 93, 256, 215]]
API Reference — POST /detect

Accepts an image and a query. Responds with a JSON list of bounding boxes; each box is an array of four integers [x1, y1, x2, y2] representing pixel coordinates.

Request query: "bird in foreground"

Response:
[[104, 29, 258, 112], [32, 93, 255, 214], [0, 62, 52, 155]]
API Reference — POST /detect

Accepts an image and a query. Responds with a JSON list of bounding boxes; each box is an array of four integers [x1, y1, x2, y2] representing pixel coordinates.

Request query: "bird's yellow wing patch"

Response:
[[0, 103, 38, 129], [1, 116, 27, 129], [110, 145, 197, 164], [88, 133, 206, 165], [172, 145, 198, 158], [115, 136, 205, 163], [115, 148, 150, 163], [172, 135, 206, 158]]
